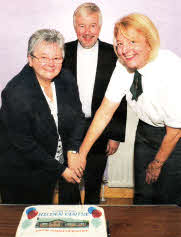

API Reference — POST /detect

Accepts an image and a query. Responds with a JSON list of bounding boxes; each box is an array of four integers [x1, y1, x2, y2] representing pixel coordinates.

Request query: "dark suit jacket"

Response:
[[63, 40, 127, 153], [0, 64, 85, 190]]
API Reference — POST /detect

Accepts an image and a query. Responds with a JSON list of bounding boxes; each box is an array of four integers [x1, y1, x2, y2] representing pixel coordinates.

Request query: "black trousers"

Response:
[[1, 178, 80, 205], [83, 119, 108, 204], [1, 185, 55, 204], [58, 177, 81, 204], [58, 152, 107, 204], [58, 118, 108, 205], [134, 120, 181, 205], [58, 150, 107, 205], [0, 168, 58, 204], [83, 151, 107, 204]]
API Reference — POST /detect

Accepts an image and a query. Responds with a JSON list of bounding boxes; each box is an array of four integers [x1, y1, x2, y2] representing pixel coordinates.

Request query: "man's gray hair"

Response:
[[27, 29, 65, 58], [73, 2, 102, 27]]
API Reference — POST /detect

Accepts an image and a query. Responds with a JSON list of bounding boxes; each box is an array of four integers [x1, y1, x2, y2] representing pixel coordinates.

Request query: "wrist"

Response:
[[68, 150, 78, 154], [153, 159, 164, 167], [79, 146, 88, 158]]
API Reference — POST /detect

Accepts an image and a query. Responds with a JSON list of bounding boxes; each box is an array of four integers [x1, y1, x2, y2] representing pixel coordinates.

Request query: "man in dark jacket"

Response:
[[63, 2, 127, 204]]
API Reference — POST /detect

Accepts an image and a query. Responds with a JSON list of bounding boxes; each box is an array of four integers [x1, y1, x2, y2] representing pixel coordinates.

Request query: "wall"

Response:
[[1, 0, 181, 93], [1, 0, 181, 186]]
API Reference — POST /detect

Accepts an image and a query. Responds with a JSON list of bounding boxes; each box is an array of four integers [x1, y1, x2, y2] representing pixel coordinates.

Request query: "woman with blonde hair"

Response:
[[79, 13, 181, 205]]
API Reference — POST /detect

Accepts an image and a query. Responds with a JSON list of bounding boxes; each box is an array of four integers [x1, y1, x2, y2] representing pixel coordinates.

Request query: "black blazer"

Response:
[[63, 40, 127, 152], [0, 64, 85, 190]]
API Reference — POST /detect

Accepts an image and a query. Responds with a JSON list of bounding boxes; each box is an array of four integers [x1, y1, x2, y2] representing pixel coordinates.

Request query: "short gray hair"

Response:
[[27, 29, 65, 58], [73, 2, 102, 27]]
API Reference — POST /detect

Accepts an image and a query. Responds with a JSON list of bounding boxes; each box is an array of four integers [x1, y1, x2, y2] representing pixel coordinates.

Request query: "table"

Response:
[[0, 205, 181, 237]]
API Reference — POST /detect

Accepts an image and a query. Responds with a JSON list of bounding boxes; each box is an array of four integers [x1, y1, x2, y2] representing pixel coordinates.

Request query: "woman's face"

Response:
[[28, 41, 63, 83], [116, 27, 151, 70]]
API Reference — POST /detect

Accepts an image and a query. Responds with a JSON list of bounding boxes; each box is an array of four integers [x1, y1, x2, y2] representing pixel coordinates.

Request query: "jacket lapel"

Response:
[[91, 40, 102, 115], [24, 64, 57, 133], [72, 41, 78, 80], [54, 74, 63, 125], [67, 40, 78, 81]]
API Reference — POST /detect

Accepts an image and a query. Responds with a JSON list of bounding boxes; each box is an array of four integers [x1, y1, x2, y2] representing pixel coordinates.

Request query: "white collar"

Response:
[[77, 40, 99, 54]]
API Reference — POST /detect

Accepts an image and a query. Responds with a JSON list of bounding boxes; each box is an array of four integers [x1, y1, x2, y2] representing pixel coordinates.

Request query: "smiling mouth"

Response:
[[124, 54, 136, 60], [83, 35, 94, 40], [44, 68, 56, 72]]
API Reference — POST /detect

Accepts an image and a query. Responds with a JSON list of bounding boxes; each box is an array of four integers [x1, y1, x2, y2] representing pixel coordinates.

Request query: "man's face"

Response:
[[74, 12, 101, 48], [116, 27, 151, 70]]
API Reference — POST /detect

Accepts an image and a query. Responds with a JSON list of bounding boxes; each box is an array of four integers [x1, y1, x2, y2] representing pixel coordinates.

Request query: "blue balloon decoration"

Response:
[[88, 206, 96, 214], [26, 207, 36, 215]]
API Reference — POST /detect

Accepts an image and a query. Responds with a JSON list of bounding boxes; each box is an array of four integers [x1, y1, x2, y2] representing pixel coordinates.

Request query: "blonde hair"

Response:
[[114, 13, 160, 62], [73, 2, 102, 27]]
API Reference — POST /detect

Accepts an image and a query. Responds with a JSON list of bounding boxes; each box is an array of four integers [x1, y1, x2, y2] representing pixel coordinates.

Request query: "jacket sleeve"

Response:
[[59, 70, 85, 152], [0, 87, 66, 176], [69, 82, 85, 151]]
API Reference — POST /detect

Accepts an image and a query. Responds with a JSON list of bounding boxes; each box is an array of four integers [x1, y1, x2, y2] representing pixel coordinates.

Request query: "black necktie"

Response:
[[130, 70, 143, 101]]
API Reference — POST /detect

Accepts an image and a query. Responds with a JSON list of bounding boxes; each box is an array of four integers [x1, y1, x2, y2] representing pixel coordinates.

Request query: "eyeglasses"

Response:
[[31, 54, 63, 64]]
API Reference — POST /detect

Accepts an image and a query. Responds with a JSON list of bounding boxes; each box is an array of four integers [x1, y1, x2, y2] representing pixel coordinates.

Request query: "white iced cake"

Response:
[[16, 205, 107, 237]]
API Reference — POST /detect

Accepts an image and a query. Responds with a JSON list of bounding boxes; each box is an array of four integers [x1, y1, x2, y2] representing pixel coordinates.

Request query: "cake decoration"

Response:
[[26, 207, 38, 219], [16, 205, 107, 237]]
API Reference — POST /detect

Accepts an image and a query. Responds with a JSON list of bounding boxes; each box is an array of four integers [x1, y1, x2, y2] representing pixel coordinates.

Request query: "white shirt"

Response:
[[105, 49, 181, 128], [41, 82, 64, 164], [77, 41, 98, 117]]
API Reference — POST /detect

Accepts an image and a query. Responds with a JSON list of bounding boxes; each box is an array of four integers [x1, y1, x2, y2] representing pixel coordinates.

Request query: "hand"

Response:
[[61, 167, 81, 184], [67, 151, 83, 178], [106, 139, 120, 156], [145, 160, 163, 184]]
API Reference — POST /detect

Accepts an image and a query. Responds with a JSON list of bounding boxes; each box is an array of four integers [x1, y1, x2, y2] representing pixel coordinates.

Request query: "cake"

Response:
[[15, 205, 107, 237]]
